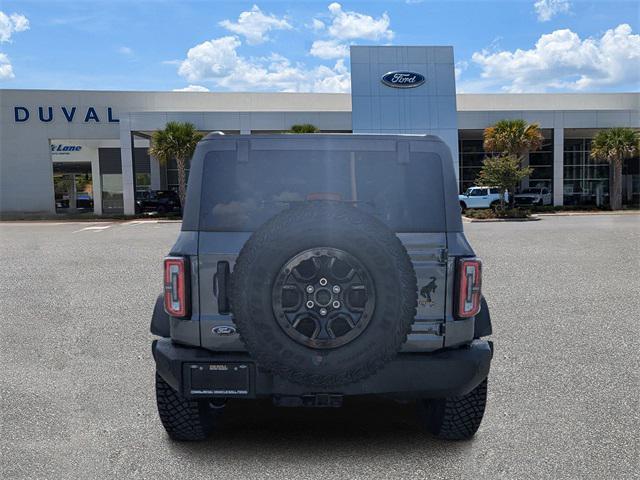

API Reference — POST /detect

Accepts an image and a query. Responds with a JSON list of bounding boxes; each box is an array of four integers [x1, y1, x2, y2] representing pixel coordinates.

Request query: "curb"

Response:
[[535, 211, 639, 217], [463, 216, 540, 223], [0, 216, 182, 223]]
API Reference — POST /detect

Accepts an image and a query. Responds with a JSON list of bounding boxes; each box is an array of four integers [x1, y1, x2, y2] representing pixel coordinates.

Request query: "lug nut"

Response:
[[319, 308, 328, 316], [306, 285, 314, 293], [319, 278, 328, 286], [332, 285, 341, 293], [332, 301, 341, 309], [306, 300, 315, 309]]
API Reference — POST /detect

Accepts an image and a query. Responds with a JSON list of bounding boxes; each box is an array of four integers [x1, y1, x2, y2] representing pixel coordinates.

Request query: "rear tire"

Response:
[[490, 201, 500, 211], [419, 378, 488, 440], [155, 372, 223, 441]]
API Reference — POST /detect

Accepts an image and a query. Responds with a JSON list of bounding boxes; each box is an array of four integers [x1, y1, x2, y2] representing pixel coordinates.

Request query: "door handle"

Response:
[[213, 261, 231, 314]]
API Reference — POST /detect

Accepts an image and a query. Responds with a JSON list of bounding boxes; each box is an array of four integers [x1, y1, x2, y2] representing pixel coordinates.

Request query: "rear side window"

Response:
[[199, 149, 446, 232]]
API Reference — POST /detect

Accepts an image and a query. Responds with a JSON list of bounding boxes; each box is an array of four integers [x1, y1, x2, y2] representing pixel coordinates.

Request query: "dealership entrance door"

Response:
[[52, 162, 94, 213]]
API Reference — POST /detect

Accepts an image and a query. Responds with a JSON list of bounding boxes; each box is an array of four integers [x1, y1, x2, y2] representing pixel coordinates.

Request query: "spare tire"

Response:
[[230, 201, 417, 387]]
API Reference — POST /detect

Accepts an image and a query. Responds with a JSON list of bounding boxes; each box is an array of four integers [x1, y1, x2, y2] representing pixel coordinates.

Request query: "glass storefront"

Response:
[[458, 130, 553, 194], [99, 148, 124, 214], [458, 133, 491, 193], [563, 138, 609, 206], [101, 174, 123, 212], [52, 162, 94, 213], [133, 147, 151, 192], [166, 157, 190, 192], [528, 137, 553, 190]]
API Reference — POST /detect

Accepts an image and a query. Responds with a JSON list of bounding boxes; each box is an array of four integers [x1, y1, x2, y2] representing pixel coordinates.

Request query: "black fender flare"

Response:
[[150, 294, 170, 337], [474, 296, 492, 338]]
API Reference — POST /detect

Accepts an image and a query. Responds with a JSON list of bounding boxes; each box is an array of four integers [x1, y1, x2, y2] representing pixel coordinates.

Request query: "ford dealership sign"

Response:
[[381, 71, 426, 88]]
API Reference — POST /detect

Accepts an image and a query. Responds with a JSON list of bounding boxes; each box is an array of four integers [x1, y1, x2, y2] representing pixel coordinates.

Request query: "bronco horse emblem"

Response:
[[420, 277, 438, 305]]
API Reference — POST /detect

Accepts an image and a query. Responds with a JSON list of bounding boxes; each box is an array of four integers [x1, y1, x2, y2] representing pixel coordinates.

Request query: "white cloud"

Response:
[[471, 24, 640, 92], [177, 35, 350, 93], [178, 36, 242, 82], [0, 52, 14, 79], [310, 39, 349, 59], [0, 11, 29, 43], [533, 0, 571, 22], [308, 3, 393, 59], [219, 5, 291, 45], [310, 18, 325, 32], [173, 85, 210, 92], [118, 46, 133, 56], [324, 2, 393, 41], [454, 60, 468, 81]]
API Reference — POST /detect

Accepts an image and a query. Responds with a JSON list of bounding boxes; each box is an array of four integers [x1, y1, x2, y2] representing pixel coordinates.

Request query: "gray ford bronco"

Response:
[[151, 133, 493, 441]]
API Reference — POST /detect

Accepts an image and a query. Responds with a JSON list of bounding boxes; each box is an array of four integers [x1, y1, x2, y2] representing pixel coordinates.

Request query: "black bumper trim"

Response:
[[152, 338, 493, 399]]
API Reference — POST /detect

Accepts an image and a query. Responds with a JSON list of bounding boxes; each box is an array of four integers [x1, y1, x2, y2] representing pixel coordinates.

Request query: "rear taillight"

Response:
[[164, 256, 190, 317], [456, 258, 482, 318]]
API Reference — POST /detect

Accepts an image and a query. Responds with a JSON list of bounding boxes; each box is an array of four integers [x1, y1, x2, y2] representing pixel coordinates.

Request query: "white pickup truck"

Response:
[[458, 187, 507, 211], [514, 187, 552, 206]]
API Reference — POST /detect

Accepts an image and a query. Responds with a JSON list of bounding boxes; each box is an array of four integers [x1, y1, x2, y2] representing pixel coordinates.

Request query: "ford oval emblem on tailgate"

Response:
[[212, 326, 237, 336], [381, 71, 426, 88]]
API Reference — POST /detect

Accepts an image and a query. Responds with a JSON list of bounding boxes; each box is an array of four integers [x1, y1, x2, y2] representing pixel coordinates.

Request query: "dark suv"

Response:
[[136, 190, 181, 214], [151, 134, 493, 441]]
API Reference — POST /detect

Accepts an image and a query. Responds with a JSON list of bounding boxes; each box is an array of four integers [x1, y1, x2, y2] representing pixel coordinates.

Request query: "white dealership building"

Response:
[[1, 46, 638, 216]]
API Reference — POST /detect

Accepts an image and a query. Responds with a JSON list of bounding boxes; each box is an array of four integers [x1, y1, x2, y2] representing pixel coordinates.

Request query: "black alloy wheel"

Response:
[[272, 247, 375, 349]]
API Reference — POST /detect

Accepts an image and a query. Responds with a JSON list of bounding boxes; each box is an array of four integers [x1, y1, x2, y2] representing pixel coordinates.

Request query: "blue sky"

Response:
[[0, 0, 638, 93]]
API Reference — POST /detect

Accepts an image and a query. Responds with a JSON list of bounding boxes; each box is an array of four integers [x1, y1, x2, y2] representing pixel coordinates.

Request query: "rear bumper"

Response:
[[152, 338, 493, 400]]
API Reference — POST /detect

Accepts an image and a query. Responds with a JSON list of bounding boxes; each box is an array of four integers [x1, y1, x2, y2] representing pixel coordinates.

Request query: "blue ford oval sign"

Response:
[[381, 71, 426, 88]]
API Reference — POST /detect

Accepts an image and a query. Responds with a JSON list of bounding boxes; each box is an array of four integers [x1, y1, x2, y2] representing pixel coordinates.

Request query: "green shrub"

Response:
[[290, 123, 319, 133], [464, 208, 530, 219]]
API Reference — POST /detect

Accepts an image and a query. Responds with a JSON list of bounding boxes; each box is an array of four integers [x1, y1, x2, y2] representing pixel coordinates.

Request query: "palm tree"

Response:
[[149, 122, 203, 208], [590, 128, 639, 210], [483, 119, 544, 206], [483, 119, 544, 159]]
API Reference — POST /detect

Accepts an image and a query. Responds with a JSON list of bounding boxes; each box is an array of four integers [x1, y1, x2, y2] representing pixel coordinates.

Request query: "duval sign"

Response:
[[13, 106, 119, 123], [381, 71, 426, 88]]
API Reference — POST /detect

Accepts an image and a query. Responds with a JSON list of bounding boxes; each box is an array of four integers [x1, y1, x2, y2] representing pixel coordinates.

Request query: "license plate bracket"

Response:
[[186, 362, 251, 396]]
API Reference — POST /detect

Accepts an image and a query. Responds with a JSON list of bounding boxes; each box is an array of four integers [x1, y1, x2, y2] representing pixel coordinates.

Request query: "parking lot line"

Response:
[[72, 225, 112, 233], [123, 220, 160, 226]]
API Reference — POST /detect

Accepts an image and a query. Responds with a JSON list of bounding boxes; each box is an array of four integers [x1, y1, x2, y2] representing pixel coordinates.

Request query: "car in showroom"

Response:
[[458, 186, 507, 211], [135, 190, 181, 214], [514, 187, 552, 206]]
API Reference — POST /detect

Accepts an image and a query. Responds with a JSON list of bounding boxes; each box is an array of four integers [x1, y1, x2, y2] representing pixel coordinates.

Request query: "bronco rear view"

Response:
[[151, 133, 493, 441]]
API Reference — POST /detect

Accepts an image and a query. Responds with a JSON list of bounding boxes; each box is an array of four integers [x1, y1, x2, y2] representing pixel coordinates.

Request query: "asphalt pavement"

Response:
[[1, 215, 638, 479]]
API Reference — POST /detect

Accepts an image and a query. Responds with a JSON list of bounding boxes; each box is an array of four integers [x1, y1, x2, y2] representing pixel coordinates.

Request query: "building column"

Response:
[[119, 116, 136, 215], [150, 155, 161, 190], [240, 112, 251, 134], [91, 150, 103, 215], [521, 153, 530, 189], [553, 127, 564, 206]]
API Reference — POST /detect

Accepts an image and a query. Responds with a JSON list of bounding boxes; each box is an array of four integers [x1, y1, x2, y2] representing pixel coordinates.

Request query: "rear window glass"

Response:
[[199, 149, 445, 232]]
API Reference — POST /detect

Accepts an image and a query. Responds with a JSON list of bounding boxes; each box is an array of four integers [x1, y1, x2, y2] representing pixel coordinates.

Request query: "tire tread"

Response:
[[155, 372, 213, 441], [423, 378, 488, 440]]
